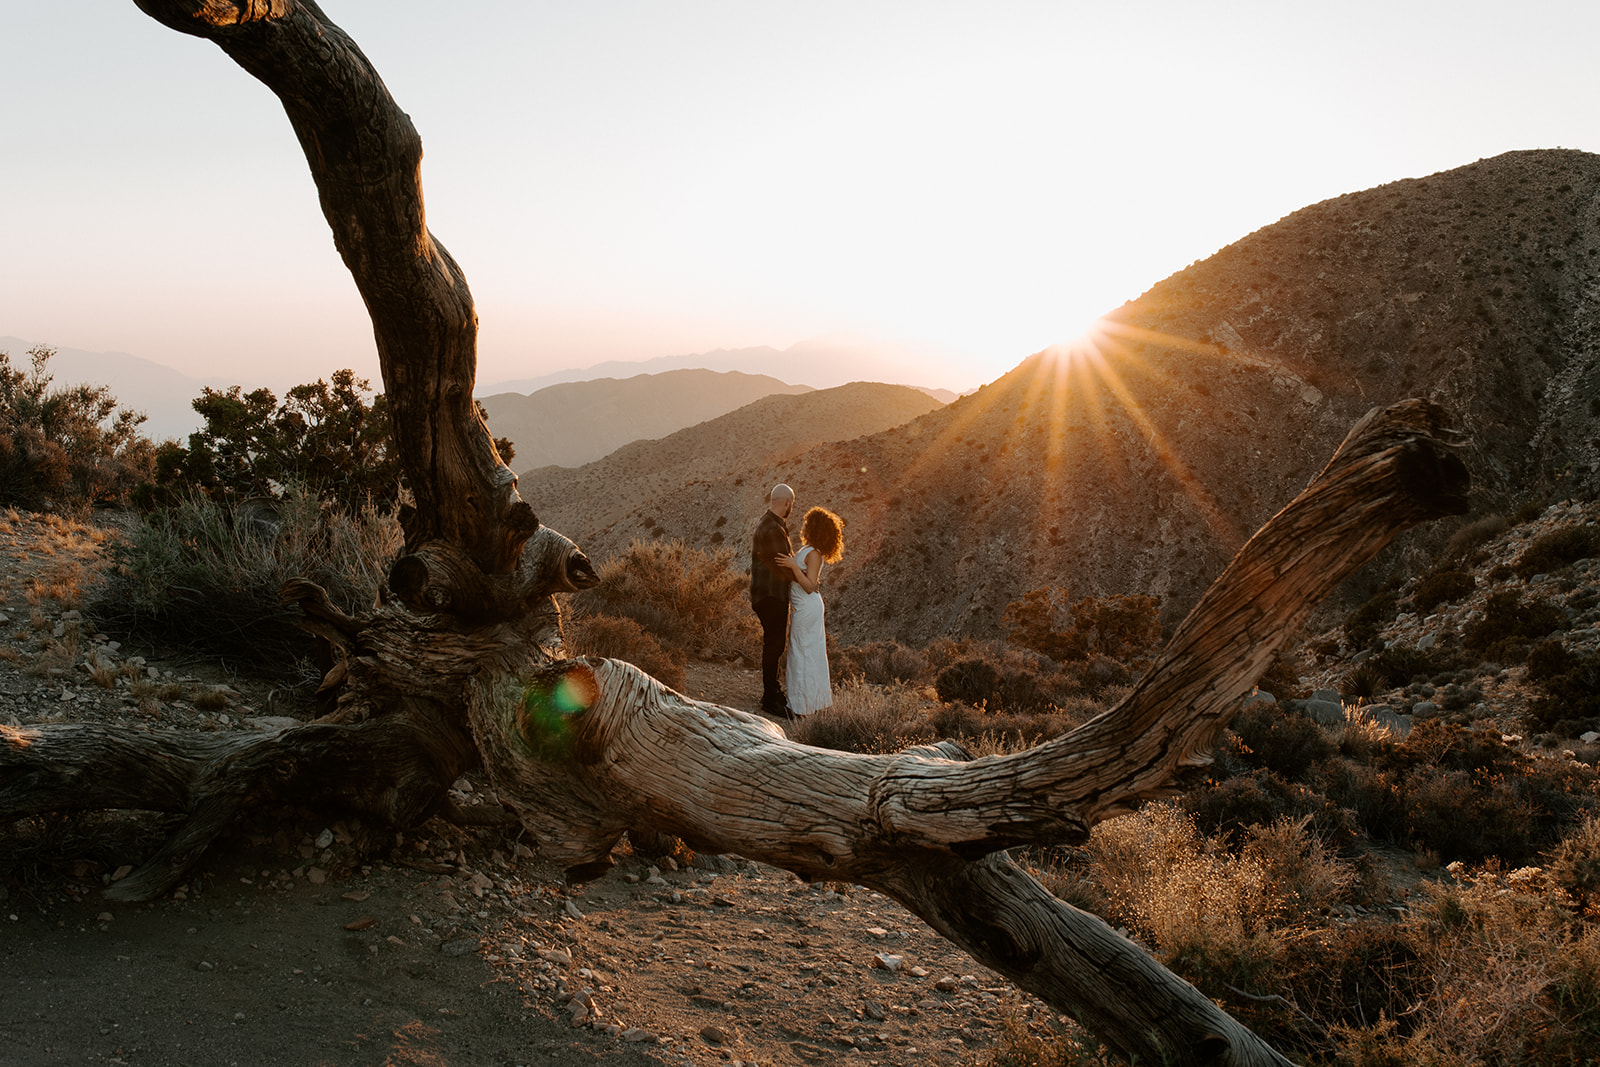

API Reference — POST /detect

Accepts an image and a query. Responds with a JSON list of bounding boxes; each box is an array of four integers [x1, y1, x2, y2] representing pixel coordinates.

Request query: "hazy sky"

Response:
[[5, 1, 1598, 395]]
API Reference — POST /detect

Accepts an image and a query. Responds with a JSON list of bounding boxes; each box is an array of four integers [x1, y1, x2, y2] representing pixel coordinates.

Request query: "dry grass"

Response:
[[786, 678, 934, 753]]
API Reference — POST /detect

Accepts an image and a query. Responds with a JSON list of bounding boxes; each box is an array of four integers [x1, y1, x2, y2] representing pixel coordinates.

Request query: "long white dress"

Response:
[[786, 545, 831, 716]]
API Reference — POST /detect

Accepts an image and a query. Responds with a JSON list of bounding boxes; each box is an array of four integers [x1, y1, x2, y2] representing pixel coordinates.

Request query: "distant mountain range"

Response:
[[481, 370, 814, 471], [520, 381, 945, 544], [536, 149, 1600, 648], [481, 336, 962, 404]]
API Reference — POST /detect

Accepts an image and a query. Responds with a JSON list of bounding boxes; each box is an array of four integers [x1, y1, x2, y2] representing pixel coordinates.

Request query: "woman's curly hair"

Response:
[[801, 506, 845, 563]]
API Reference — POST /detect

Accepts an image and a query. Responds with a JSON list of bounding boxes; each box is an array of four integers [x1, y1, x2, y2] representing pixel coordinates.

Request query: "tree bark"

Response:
[[2, 4, 1473, 1065]]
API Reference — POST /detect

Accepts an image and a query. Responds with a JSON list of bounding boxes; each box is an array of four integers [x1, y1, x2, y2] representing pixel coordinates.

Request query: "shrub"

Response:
[[1183, 770, 1353, 850], [1514, 525, 1600, 579], [1228, 702, 1336, 780], [573, 539, 759, 662], [133, 369, 436, 512], [1524, 641, 1600, 733], [786, 680, 931, 753], [0, 344, 156, 510], [91, 486, 401, 676], [1344, 587, 1400, 650], [833, 639, 927, 685], [1439, 513, 1508, 566], [1411, 570, 1476, 614], [935, 657, 1001, 707], [1546, 814, 1600, 913], [1462, 589, 1566, 658], [562, 613, 685, 691]]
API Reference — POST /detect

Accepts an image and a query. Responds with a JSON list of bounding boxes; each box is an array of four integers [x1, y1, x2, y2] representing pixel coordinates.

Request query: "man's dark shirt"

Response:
[[750, 510, 793, 607]]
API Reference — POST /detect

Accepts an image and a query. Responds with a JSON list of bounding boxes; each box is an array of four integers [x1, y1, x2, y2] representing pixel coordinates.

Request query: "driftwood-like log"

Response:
[[469, 399, 1468, 1067]]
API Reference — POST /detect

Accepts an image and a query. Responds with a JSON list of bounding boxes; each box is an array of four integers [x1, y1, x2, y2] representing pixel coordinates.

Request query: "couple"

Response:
[[749, 483, 845, 719]]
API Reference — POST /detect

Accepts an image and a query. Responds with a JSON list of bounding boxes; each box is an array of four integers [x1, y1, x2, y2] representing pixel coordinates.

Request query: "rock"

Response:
[[1581, 731, 1600, 745], [699, 1024, 727, 1044], [564, 898, 585, 920], [537, 947, 573, 966], [314, 828, 335, 850], [934, 976, 959, 992], [1412, 701, 1440, 719], [865, 926, 888, 938], [873, 953, 903, 972], [441, 938, 477, 957], [621, 1027, 656, 1043], [245, 716, 299, 732], [1311, 688, 1342, 704], [863, 999, 887, 1021], [1301, 698, 1345, 726]]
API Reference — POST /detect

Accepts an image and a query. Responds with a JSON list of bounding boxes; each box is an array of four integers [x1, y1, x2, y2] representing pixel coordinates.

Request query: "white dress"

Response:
[[786, 545, 831, 716]]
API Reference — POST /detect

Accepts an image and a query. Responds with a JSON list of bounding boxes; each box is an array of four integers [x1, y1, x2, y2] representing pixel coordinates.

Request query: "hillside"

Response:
[[551, 149, 1600, 647], [521, 382, 944, 548], [480, 369, 811, 470]]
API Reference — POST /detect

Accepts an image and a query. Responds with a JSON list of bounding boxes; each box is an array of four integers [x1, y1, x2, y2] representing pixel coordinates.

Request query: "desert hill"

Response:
[[549, 149, 1600, 648], [520, 381, 944, 546], [480, 369, 811, 470]]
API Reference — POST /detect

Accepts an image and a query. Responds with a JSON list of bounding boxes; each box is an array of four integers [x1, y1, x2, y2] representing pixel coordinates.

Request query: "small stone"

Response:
[[441, 938, 477, 957], [341, 891, 371, 902], [863, 999, 887, 1021], [306, 867, 327, 885], [565, 898, 585, 920], [621, 1027, 656, 1043], [314, 828, 335, 850], [865, 926, 887, 938], [873, 953, 903, 972], [934, 976, 959, 992], [537, 947, 573, 966], [97, 912, 113, 923], [699, 1024, 727, 1044], [344, 916, 377, 931]]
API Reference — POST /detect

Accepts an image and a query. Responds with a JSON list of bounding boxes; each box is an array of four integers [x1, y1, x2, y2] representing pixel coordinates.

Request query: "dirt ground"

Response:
[[0, 510, 1032, 1067]]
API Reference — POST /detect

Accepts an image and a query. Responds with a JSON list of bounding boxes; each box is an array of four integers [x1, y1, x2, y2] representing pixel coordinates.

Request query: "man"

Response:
[[750, 483, 796, 718]]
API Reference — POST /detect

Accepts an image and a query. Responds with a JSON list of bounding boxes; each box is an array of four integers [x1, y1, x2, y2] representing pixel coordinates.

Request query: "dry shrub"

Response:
[[833, 639, 927, 685], [1514, 524, 1600, 579], [562, 612, 686, 692], [1440, 513, 1508, 566], [91, 487, 401, 677], [785, 679, 931, 753], [1547, 813, 1600, 913], [1403, 863, 1598, 1064], [575, 539, 758, 661]]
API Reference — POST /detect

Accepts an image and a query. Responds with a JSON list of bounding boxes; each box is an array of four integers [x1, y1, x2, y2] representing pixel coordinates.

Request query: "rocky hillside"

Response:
[[481, 369, 811, 470], [522, 382, 944, 549], [550, 149, 1600, 648]]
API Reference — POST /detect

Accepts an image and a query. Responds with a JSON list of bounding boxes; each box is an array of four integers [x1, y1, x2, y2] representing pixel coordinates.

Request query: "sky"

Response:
[[5, 1, 1600, 397]]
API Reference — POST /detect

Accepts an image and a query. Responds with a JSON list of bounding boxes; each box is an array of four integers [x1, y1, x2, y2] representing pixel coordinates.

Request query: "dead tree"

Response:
[[1, 3, 1472, 1064]]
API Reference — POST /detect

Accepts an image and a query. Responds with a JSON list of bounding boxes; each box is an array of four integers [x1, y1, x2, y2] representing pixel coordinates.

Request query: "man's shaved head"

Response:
[[768, 483, 794, 518]]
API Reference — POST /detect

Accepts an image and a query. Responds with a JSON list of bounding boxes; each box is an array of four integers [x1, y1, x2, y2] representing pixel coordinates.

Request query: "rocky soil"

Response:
[[0, 508, 1043, 1067]]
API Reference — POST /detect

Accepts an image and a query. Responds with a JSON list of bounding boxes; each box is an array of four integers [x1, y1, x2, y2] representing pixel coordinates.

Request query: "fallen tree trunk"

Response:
[[2, 4, 1472, 1065]]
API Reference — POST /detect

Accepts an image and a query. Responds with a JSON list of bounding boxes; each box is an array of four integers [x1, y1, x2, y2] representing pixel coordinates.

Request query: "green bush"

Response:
[[935, 657, 1001, 707], [0, 344, 155, 510], [1228, 702, 1336, 780]]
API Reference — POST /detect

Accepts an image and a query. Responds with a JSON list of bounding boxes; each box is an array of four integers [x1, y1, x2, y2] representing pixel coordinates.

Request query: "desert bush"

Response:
[[832, 639, 927, 685], [1228, 701, 1336, 780], [0, 343, 156, 510], [1514, 524, 1600, 579], [1411, 570, 1476, 614], [561, 613, 685, 691], [1439, 513, 1508, 566], [935, 657, 1001, 707], [574, 539, 759, 661], [91, 486, 401, 676], [1183, 769, 1354, 850], [1523, 640, 1600, 733], [1344, 586, 1400, 651], [1461, 588, 1565, 660], [1547, 813, 1600, 913], [785, 680, 931, 753]]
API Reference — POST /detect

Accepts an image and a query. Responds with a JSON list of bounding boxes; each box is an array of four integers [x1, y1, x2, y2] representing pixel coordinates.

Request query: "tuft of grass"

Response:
[[785, 679, 932, 753], [91, 487, 401, 677]]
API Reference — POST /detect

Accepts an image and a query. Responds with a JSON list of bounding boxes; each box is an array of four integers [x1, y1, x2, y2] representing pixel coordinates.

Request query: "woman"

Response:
[[777, 506, 845, 716]]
